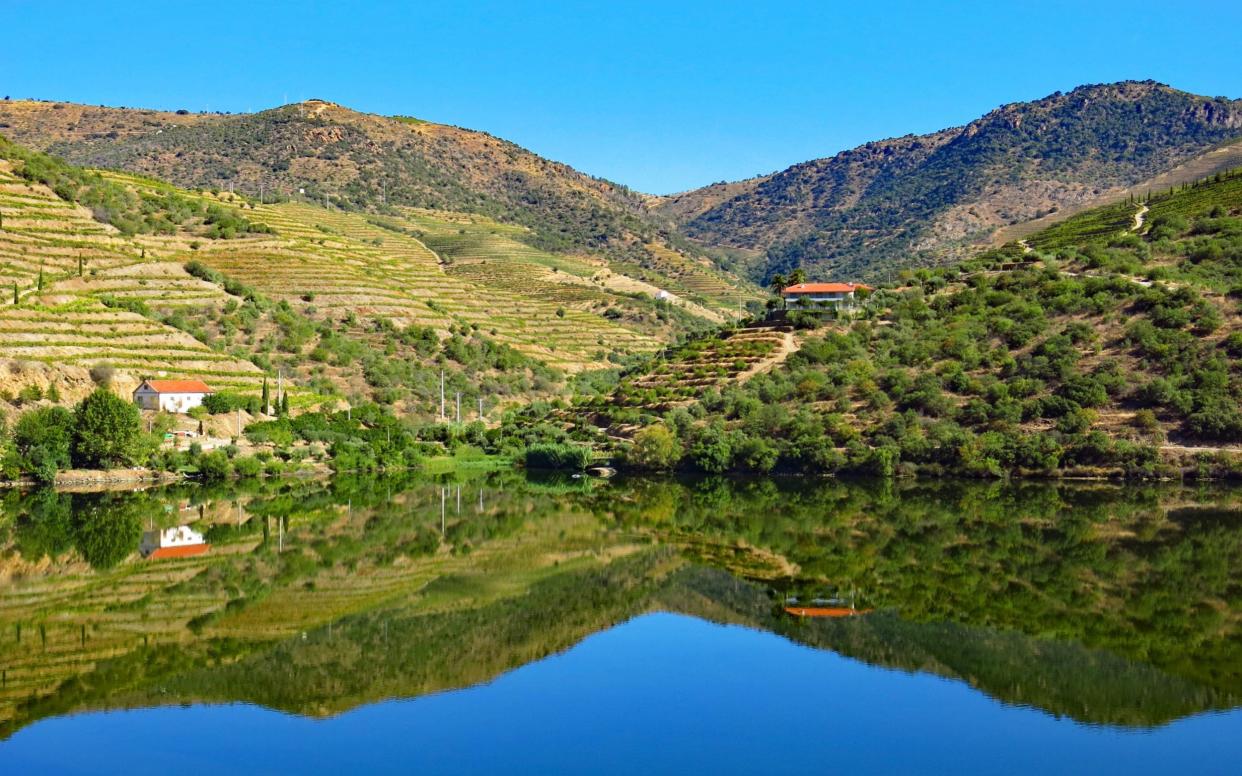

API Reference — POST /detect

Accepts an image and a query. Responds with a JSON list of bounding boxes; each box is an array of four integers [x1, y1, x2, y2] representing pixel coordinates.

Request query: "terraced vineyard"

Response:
[[203, 201, 661, 369], [604, 326, 791, 409], [0, 135, 761, 417], [0, 161, 267, 399]]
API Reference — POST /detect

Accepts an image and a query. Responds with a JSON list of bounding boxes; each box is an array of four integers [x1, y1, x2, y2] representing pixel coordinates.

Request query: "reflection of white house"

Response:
[[140, 525, 210, 559], [782, 282, 872, 307], [133, 379, 214, 413]]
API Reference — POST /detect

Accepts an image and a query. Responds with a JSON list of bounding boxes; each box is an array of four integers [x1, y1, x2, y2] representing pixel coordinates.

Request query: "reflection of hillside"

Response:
[[600, 477, 1242, 700], [662, 567, 1237, 728], [0, 475, 1240, 735], [0, 472, 617, 735], [10, 553, 1237, 733]]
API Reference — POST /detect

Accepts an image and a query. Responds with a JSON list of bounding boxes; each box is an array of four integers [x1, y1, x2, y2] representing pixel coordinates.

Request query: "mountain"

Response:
[[656, 81, 1242, 281], [0, 99, 647, 251], [0, 97, 753, 302]]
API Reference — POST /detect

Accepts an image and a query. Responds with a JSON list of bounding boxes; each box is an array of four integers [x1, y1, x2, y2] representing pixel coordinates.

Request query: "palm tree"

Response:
[[788, 267, 807, 286], [768, 273, 787, 309], [768, 272, 787, 296]]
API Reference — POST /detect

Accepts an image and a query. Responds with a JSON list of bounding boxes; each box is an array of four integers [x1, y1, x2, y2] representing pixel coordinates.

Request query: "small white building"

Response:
[[140, 525, 209, 559], [133, 379, 214, 413]]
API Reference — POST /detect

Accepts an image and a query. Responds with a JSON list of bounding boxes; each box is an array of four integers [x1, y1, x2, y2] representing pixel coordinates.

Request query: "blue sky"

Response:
[[4, 1, 1241, 193]]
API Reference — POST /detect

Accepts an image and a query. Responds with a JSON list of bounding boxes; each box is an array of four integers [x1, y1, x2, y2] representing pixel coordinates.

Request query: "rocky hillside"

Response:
[[0, 98, 731, 277], [657, 81, 1242, 281]]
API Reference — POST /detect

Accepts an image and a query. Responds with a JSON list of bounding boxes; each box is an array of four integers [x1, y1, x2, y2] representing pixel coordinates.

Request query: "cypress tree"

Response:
[[78, 254, 84, 276], [12, 282, 17, 305], [36, 266, 43, 291], [261, 378, 270, 414], [280, 392, 290, 416]]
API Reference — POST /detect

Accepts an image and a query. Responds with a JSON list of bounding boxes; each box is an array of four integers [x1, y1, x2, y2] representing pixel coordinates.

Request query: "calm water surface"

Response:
[[1, 473, 1240, 773]]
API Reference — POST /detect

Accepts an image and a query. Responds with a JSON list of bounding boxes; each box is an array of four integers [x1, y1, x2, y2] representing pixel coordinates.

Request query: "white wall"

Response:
[[134, 391, 207, 414]]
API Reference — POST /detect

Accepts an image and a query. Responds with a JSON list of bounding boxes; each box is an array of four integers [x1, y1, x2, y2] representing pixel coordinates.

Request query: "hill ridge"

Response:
[[655, 80, 1242, 281]]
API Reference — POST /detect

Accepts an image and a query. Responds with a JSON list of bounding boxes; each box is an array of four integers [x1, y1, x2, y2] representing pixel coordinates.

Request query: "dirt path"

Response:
[[1133, 203, 1149, 232], [737, 330, 799, 382], [1160, 444, 1242, 456], [1018, 239, 1032, 254]]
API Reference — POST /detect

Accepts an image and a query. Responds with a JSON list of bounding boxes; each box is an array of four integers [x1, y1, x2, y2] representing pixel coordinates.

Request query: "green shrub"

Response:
[[524, 443, 594, 471], [10, 406, 74, 482], [197, 451, 233, 481], [626, 425, 681, 470], [232, 456, 263, 478]]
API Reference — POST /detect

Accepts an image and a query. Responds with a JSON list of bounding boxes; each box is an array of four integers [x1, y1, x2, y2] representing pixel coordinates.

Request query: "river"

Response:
[[0, 472, 1239, 773]]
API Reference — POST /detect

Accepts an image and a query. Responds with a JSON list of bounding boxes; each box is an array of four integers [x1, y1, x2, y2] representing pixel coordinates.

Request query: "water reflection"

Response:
[[0, 472, 1240, 738]]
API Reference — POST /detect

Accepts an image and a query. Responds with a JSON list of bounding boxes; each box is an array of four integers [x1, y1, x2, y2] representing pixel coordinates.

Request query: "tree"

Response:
[[788, 267, 807, 286], [627, 425, 681, 470], [197, 451, 233, 481], [73, 496, 142, 569], [768, 272, 787, 297], [687, 421, 733, 473], [11, 406, 74, 482], [261, 377, 270, 414], [73, 388, 143, 469]]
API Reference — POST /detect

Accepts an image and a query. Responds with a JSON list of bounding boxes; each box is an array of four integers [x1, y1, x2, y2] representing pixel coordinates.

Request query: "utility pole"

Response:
[[455, 392, 461, 425], [439, 370, 445, 422], [236, 408, 241, 438], [477, 396, 483, 421]]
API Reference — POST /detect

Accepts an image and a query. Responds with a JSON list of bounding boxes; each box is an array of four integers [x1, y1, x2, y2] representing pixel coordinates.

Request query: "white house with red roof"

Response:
[[782, 282, 872, 307], [140, 525, 210, 559], [133, 379, 214, 413]]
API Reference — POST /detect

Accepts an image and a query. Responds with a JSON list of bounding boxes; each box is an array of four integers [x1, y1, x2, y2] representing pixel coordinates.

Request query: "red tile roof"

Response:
[[784, 606, 873, 618], [140, 380, 214, 394], [782, 282, 872, 294], [148, 543, 210, 559]]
